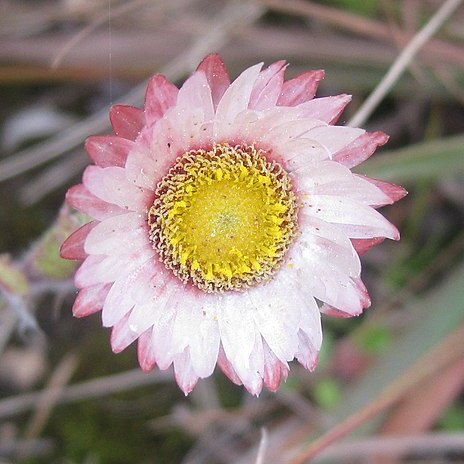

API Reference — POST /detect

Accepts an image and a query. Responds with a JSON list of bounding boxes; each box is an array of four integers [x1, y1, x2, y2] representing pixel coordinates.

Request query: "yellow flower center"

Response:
[[148, 144, 298, 292]]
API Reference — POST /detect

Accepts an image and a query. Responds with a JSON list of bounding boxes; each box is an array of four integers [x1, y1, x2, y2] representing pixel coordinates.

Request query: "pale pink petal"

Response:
[[109, 105, 145, 140], [320, 279, 370, 317], [295, 95, 351, 124], [66, 184, 126, 220], [295, 330, 319, 370], [124, 145, 161, 190], [295, 160, 393, 206], [60, 221, 96, 260], [137, 328, 157, 372], [284, 221, 367, 315], [351, 237, 385, 255], [144, 75, 178, 125], [171, 294, 220, 378], [177, 71, 214, 122], [162, 106, 213, 154], [196, 53, 230, 109], [258, 118, 327, 147], [275, 137, 330, 172], [297, 296, 323, 355], [262, 340, 289, 392], [307, 125, 365, 156], [302, 195, 399, 240], [102, 258, 162, 328], [75, 247, 153, 289], [85, 135, 134, 168], [111, 312, 139, 353], [249, 60, 286, 111], [333, 131, 389, 168], [214, 63, 263, 139], [72, 283, 112, 318], [249, 279, 300, 364], [358, 176, 408, 204], [83, 165, 153, 212], [84, 213, 148, 256], [278, 70, 324, 106], [174, 348, 199, 395], [240, 335, 265, 396], [218, 292, 262, 388], [296, 213, 361, 276], [217, 345, 242, 386]]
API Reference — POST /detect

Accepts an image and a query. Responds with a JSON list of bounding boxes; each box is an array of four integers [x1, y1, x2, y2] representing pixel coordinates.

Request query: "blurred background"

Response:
[[0, 0, 463, 463]]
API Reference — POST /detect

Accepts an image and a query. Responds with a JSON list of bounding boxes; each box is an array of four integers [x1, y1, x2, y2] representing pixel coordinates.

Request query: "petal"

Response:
[[214, 62, 263, 139], [296, 95, 351, 124], [174, 348, 199, 395], [171, 294, 220, 378], [218, 292, 262, 389], [196, 53, 230, 109], [248, 277, 301, 364], [109, 105, 145, 140], [137, 328, 157, 372], [84, 213, 148, 256], [72, 283, 112, 318], [75, 246, 153, 288], [66, 184, 126, 220], [351, 237, 385, 255], [124, 145, 161, 190], [162, 106, 213, 154], [278, 70, 324, 106], [102, 258, 162, 328], [144, 75, 178, 125], [303, 195, 399, 240], [110, 312, 139, 353], [85, 135, 134, 168], [249, 60, 286, 111], [295, 330, 320, 371], [333, 131, 389, 168], [307, 125, 365, 156], [262, 340, 289, 392], [217, 345, 242, 386], [296, 160, 394, 206], [358, 176, 408, 204], [276, 137, 330, 172], [320, 277, 370, 317], [83, 165, 153, 212], [285, 219, 368, 315], [177, 70, 214, 122], [60, 221, 96, 260]]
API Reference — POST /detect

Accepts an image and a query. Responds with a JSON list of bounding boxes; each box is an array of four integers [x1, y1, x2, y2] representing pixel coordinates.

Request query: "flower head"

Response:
[[61, 54, 406, 395]]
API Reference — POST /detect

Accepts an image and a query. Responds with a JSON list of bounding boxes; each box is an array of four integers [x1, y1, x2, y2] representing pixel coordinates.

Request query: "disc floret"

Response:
[[148, 144, 298, 292]]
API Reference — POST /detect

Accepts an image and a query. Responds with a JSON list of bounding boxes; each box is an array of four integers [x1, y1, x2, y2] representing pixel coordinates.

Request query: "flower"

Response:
[[61, 54, 406, 395]]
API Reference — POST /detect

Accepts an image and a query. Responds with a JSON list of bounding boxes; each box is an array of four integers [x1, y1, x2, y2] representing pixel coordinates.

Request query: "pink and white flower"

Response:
[[61, 54, 405, 395]]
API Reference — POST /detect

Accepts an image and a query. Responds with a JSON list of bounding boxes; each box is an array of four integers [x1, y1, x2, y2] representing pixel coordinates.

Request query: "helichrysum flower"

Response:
[[61, 54, 405, 395]]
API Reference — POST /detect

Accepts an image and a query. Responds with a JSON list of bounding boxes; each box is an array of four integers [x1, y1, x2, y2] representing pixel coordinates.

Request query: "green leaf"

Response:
[[357, 135, 464, 183]]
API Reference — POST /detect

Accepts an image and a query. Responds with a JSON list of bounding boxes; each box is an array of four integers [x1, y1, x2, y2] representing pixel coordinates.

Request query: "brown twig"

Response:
[[288, 323, 464, 464]]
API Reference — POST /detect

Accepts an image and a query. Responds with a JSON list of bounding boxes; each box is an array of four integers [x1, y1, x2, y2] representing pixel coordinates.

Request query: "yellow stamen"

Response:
[[148, 143, 298, 292]]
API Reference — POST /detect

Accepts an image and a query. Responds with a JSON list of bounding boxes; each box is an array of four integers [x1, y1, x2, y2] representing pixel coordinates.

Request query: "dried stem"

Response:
[[348, 0, 463, 127]]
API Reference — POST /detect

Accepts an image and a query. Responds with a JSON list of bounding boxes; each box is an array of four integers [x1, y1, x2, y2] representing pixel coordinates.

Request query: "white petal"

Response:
[[102, 258, 157, 327], [173, 348, 199, 395], [218, 292, 259, 376], [248, 277, 301, 364], [84, 165, 152, 213], [84, 213, 148, 256], [307, 125, 364, 156], [177, 71, 214, 122], [214, 63, 263, 139], [295, 160, 392, 206], [172, 294, 220, 378], [302, 195, 399, 239]]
